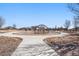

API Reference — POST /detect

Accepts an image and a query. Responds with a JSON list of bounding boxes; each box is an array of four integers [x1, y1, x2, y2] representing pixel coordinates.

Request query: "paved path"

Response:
[[0, 32, 68, 56]]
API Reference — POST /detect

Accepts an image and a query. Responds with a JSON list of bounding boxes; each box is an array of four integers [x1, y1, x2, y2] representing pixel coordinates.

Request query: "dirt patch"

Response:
[[0, 36, 22, 56], [44, 33, 79, 56]]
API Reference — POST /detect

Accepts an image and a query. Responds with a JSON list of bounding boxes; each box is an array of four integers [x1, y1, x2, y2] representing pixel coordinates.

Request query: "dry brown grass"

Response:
[[44, 35, 79, 45], [44, 33, 79, 56], [0, 36, 22, 56]]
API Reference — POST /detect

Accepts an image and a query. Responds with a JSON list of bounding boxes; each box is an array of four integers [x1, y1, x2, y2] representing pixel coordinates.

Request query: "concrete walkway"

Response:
[[0, 32, 68, 56]]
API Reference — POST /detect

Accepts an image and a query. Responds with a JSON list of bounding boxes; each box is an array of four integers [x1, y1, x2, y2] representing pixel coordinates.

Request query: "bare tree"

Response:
[[64, 20, 71, 30], [37, 24, 48, 34], [31, 26, 37, 34], [73, 16, 79, 31], [68, 3, 79, 15], [68, 4, 79, 31], [0, 16, 5, 28]]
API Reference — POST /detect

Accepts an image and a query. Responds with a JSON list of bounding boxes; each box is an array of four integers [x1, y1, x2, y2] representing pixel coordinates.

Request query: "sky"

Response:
[[0, 3, 75, 28]]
